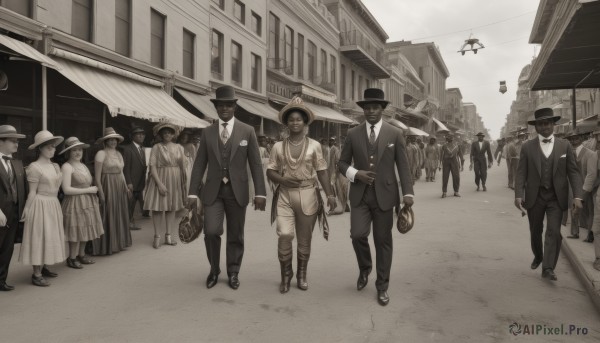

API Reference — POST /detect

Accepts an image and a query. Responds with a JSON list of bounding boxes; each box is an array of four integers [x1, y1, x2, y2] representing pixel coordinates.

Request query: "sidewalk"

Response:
[[561, 225, 600, 313]]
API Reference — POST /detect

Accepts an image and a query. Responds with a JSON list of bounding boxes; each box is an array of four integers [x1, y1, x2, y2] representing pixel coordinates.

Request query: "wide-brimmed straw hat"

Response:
[[152, 122, 181, 138], [59, 137, 90, 155], [527, 107, 561, 125], [95, 127, 124, 145], [278, 96, 315, 125], [0, 125, 26, 139], [28, 130, 64, 150]]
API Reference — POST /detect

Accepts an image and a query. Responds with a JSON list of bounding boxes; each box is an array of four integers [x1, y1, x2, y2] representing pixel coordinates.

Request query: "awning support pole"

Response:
[[102, 106, 107, 130], [260, 117, 264, 135], [42, 66, 47, 130], [572, 88, 577, 129]]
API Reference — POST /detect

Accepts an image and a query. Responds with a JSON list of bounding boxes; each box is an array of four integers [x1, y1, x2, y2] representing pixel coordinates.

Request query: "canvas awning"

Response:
[[52, 57, 209, 128], [236, 98, 280, 122], [175, 88, 218, 119], [307, 103, 354, 124], [0, 34, 60, 69], [431, 117, 450, 132]]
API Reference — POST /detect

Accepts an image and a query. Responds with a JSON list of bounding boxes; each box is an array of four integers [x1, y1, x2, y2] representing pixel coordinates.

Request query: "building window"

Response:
[[330, 55, 336, 87], [298, 34, 304, 79], [182, 29, 195, 79], [251, 11, 261, 36], [150, 9, 165, 68], [211, 30, 223, 79], [320, 49, 327, 84], [115, 0, 130, 56], [351, 70, 355, 100], [212, 0, 224, 10], [307, 40, 316, 83], [358, 75, 363, 95], [251, 53, 261, 92], [1, 0, 32, 17], [340, 64, 346, 100], [284, 26, 294, 73], [231, 41, 242, 86], [234, 0, 245, 24], [268, 12, 280, 67], [72, 0, 93, 42]]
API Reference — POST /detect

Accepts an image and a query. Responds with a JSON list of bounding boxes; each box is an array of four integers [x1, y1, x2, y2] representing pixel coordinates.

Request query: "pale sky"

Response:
[[362, 0, 539, 140]]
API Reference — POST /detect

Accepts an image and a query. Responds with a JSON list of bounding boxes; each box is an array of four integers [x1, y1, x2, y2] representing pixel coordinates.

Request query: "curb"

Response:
[[562, 239, 600, 315]]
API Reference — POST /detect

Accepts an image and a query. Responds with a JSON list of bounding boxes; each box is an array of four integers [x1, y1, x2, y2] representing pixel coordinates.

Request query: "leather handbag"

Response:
[[397, 205, 414, 234], [179, 199, 204, 243]]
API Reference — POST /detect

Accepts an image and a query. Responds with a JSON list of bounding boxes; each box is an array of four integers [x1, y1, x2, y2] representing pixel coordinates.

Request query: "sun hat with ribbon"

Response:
[[59, 137, 90, 155], [28, 130, 64, 150]]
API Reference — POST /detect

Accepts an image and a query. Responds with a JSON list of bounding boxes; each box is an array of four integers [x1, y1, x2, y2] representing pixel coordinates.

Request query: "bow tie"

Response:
[[2, 156, 13, 161], [542, 138, 552, 144]]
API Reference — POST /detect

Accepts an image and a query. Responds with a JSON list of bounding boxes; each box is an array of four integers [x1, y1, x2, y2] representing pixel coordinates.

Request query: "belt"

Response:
[[280, 179, 316, 190]]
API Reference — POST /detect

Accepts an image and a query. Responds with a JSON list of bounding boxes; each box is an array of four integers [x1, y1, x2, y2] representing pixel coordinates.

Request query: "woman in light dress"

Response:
[[144, 123, 187, 248], [91, 127, 132, 255], [59, 137, 103, 269], [19, 131, 66, 287]]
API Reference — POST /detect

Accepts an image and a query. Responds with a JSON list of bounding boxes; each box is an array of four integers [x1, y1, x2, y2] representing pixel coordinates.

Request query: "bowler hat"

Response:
[[210, 86, 238, 104], [59, 137, 90, 155], [356, 88, 389, 109], [28, 130, 64, 150], [0, 125, 25, 139], [528, 107, 561, 125]]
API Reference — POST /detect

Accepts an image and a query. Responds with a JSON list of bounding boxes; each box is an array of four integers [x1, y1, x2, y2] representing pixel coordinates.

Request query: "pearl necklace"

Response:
[[288, 136, 305, 146]]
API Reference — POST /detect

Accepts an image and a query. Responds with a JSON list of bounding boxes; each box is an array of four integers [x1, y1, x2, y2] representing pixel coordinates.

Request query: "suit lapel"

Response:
[[210, 123, 221, 167], [131, 144, 145, 165], [359, 122, 368, 163], [532, 137, 542, 177], [229, 122, 242, 162], [553, 139, 562, 175], [377, 122, 390, 163]]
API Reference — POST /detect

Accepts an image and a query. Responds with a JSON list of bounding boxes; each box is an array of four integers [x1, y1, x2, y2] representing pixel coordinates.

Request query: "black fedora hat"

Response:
[[210, 86, 238, 104], [130, 126, 145, 135], [564, 127, 591, 139], [356, 88, 389, 109], [528, 107, 561, 125], [475, 132, 485, 137]]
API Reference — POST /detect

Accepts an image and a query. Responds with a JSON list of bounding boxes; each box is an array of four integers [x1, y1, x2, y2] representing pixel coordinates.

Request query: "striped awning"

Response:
[[307, 103, 354, 124], [237, 98, 280, 122], [175, 88, 218, 119], [432, 117, 450, 132], [0, 34, 60, 69], [53, 57, 209, 128]]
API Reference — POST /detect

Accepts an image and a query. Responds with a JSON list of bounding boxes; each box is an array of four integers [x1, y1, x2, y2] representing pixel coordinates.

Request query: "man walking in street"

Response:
[[440, 133, 464, 198], [424, 137, 440, 182], [470, 132, 493, 191], [338, 88, 414, 306], [122, 126, 148, 230], [188, 85, 267, 290], [0, 125, 27, 291], [564, 129, 597, 240], [515, 108, 583, 281], [508, 130, 527, 189]]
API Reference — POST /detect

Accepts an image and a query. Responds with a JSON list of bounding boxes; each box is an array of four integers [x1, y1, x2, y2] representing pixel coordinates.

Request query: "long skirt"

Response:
[[91, 173, 131, 255], [19, 195, 66, 265], [62, 193, 104, 242]]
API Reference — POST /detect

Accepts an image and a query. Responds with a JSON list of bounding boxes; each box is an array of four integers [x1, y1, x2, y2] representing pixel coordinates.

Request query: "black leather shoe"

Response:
[[31, 274, 50, 287], [530, 259, 542, 270], [377, 290, 389, 306], [542, 268, 557, 281], [583, 232, 594, 243], [0, 282, 15, 291], [228, 273, 240, 290], [206, 273, 218, 289], [357, 269, 370, 290], [129, 226, 142, 231], [567, 234, 579, 239], [41, 267, 58, 278]]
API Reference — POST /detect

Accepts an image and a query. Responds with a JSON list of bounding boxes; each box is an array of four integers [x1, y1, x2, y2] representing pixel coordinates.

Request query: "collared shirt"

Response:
[[345, 120, 413, 197], [0, 152, 12, 175], [479, 141, 483, 150], [576, 144, 583, 158], [219, 117, 235, 139], [538, 134, 555, 158]]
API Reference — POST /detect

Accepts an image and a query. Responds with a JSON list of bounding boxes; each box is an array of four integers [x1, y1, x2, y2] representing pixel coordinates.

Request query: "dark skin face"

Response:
[[477, 136, 484, 142], [215, 101, 237, 122], [567, 135, 583, 148], [362, 103, 383, 125], [286, 111, 306, 136], [534, 119, 555, 138], [446, 136, 454, 143], [329, 139, 335, 147], [132, 132, 145, 145], [429, 138, 436, 144]]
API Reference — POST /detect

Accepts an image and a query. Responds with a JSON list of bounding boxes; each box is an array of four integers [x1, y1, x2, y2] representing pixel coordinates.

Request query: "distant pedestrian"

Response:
[[440, 134, 464, 198], [514, 108, 583, 281], [424, 137, 440, 182], [469, 132, 493, 191], [122, 126, 148, 231]]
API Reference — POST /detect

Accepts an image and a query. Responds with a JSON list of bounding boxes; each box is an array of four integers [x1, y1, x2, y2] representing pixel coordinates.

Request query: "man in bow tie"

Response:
[[514, 108, 583, 281], [0, 125, 27, 291], [188, 86, 266, 290]]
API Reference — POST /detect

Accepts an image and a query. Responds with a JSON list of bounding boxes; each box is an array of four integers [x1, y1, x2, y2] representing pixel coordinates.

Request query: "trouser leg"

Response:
[[451, 161, 460, 192], [350, 193, 373, 273], [474, 163, 481, 186], [223, 197, 247, 275], [543, 200, 563, 270], [480, 162, 487, 185], [442, 161, 450, 193], [372, 205, 393, 291], [527, 200, 545, 262], [203, 198, 225, 275], [0, 206, 17, 283]]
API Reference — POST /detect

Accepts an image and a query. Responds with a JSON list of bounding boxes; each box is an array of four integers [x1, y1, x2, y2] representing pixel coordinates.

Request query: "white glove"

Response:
[[0, 209, 7, 227]]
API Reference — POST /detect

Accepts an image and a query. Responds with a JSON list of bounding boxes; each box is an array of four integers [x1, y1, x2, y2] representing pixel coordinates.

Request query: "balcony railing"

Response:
[[339, 30, 385, 66]]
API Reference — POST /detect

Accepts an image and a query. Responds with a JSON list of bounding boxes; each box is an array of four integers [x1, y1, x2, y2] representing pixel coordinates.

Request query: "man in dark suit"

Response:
[[0, 125, 27, 291], [470, 132, 493, 191], [515, 108, 583, 281], [122, 126, 148, 230], [338, 88, 415, 306], [188, 86, 267, 290]]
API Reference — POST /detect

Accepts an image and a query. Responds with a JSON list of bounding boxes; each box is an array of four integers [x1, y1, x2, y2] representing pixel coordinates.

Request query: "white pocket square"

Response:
[[240, 140, 248, 146], [387, 143, 394, 148], [560, 154, 566, 158]]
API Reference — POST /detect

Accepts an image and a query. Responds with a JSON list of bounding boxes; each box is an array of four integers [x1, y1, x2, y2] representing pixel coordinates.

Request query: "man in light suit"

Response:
[[470, 132, 493, 191], [515, 108, 583, 281], [122, 126, 148, 230], [188, 86, 267, 290], [338, 88, 414, 306], [0, 125, 27, 291], [564, 129, 597, 239]]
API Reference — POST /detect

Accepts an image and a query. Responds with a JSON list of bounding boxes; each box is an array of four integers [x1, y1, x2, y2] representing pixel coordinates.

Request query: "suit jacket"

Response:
[[470, 140, 493, 165], [515, 137, 583, 210], [188, 120, 266, 207], [122, 143, 147, 192], [338, 121, 414, 211], [0, 159, 26, 242], [576, 146, 598, 193]]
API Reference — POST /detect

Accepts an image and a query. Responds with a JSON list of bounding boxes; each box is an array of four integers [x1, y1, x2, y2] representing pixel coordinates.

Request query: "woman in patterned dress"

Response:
[[91, 127, 132, 255], [144, 123, 187, 249], [60, 137, 103, 269], [19, 131, 65, 287]]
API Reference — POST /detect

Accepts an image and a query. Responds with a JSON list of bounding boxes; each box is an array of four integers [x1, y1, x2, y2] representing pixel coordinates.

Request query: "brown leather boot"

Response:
[[279, 260, 293, 294], [297, 258, 308, 290]]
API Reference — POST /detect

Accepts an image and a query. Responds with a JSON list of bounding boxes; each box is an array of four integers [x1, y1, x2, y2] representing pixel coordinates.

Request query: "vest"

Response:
[[218, 136, 232, 181], [539, 148, 557, 201], [367, 137, 379, 172]]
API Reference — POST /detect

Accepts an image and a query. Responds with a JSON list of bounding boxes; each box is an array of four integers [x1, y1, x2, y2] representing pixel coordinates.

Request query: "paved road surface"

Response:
[[2, 164, 599, 342]]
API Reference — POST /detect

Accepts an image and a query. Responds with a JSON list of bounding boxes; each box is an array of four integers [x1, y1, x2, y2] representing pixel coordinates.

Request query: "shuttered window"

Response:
[[72, 0, 93, 42], [150, 9, 165, 68], [115, 0, 130, 56], [183, 29, 195, 79]]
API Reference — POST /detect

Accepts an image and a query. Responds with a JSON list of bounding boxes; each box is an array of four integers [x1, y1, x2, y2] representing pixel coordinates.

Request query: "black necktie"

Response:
[[369, 125, 376, 145], [542, 138, 552, 144], [2, 156, 17, 203], [138, 145, 146, 166]]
